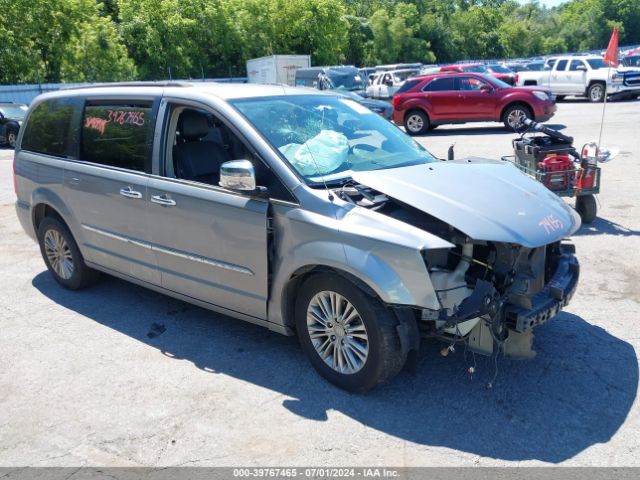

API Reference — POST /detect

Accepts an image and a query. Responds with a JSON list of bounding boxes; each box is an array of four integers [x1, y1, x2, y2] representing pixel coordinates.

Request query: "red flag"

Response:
[[603, 26, 619, 68]]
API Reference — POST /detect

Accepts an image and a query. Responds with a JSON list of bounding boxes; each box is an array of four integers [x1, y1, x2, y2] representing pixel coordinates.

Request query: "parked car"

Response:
[[440, 63, 516, 85], [0, 102, 28, 148], [621, 55, 640, 67], [517, 55, 640, 101], [392, 72, 556, 134], [365, 69, 419, 99], [333, 88, 393, 119], [485, 64, 517, 85], [295, 66, 367, 96], [14, 83, 580, 392]]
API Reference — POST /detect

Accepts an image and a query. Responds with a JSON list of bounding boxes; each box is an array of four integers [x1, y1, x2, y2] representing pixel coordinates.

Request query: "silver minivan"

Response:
[[14, 82, 580, 392]]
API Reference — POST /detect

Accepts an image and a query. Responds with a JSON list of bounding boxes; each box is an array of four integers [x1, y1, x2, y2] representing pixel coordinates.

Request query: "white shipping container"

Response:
[[246, 55, 311, 86]]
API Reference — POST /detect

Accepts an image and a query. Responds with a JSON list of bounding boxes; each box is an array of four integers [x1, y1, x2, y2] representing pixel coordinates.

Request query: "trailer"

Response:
[[246, 55, 311, 86]]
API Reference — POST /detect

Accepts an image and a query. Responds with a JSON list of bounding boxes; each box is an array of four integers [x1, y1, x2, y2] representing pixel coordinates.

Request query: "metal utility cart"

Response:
[[502, 119, 601, 224]]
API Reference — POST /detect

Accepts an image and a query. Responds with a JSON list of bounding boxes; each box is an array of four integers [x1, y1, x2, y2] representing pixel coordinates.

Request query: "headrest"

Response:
[[180, 110, 209, 140]]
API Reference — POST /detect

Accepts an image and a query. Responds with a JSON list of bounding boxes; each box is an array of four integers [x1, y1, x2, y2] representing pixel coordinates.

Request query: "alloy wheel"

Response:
[[306, 290, 369, 374], [507, 109, 527, 129], [406, 114, 424, 133], [44, 229, 74, 280], [7, 131, 17, 148], [590, 85, 604, 102]]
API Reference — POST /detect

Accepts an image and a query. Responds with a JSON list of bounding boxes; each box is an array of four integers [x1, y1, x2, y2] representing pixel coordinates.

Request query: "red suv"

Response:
[[392, 73, 556, 135]]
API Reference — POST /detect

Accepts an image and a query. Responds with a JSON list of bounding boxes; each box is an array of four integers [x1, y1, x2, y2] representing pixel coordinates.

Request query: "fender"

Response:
[[267, 204, 453, 328], [30, 187, 88, 254]]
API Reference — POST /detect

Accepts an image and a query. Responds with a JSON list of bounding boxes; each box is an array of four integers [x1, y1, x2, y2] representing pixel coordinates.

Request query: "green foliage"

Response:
[[0, 0, 637, 85]]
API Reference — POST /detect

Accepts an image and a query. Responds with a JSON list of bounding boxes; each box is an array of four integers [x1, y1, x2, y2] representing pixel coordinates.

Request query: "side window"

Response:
[[21, 98, 78, 157], [80, 101, 155, 172], [569, 60, 586, 71], [457, 77, 485, 91], [423, 77, 455, 92], [555, 59, 568, 71], [166, 106, 295, 202], [395, 79, 422, 94]]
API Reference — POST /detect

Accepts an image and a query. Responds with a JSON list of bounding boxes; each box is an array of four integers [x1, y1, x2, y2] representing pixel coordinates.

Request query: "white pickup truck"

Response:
[[516, 55, 640, 102], [365, 69, 419, 99]]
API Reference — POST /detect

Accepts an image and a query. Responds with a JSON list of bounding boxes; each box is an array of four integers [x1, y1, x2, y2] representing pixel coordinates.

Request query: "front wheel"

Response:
[[295, 273, 406, 392], [37, 217, 99, 290], [503, 104, 533, 131], [588, 83, 605, 103], [404, 110, 429, 136], [576, 195, 597, 224], [6, 128, 18, 148]]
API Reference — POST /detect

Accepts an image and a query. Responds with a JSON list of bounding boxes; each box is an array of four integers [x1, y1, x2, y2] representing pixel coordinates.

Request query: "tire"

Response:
[[588, 82, 605, 103], [502, 104, 533, 131], [576, 195, 597, 224], [295, 273, 406, 392], [6, 128, 18, 148], [37, 217, 99, 290], [404, 110, 429, 136], [555, 95, 565, 102]]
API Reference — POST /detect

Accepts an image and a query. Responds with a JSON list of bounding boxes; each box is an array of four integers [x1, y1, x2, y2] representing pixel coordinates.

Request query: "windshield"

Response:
[[231, 95, 437, 186], [393, 70, 418, 82], [488, 65, 512, 73], [587, 58, 606, 69], [482, 75, 511, 89], [462, 65, 488, 73], [327, 71, 365, 91], [623, 56, 640, 67], [0, 105, 28, 119]]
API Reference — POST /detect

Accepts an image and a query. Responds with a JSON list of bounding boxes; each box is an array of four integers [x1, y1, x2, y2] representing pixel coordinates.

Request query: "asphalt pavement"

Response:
[[0, 98, 639, 467]]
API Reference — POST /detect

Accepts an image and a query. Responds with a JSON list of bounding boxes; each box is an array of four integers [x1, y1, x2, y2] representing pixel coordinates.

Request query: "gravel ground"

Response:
[[0, 99, 639, 467]]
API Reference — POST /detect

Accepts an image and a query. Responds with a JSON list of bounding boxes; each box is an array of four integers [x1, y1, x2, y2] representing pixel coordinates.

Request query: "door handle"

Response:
[[151, 194, 176, 206], [68, 177, 81, 186], [119, 187, 142, 199]]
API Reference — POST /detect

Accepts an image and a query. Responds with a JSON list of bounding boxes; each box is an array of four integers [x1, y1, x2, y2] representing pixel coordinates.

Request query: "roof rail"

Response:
[[61, 81, 193, 91]]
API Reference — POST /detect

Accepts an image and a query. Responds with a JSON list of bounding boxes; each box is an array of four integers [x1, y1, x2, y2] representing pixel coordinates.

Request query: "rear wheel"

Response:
[[295, 273, 406, 392], [37, 217, 99, 290], [555, 95, 565, 102], [588, 82, 605, 103], [404, 110, 429, 136], [576, 194, 597, 224], [502, 104, 533, 130]]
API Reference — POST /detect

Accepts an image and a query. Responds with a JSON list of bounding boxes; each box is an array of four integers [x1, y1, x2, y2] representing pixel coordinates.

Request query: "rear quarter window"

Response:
[[80, 102, 155, 172], [21, 98, 79, 157], [395, 79, 422, 94]]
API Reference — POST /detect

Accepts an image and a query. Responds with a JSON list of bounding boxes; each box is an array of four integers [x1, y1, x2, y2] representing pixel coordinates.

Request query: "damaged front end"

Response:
[[420, 237, 579, 359], [344, 161, 582, 359]]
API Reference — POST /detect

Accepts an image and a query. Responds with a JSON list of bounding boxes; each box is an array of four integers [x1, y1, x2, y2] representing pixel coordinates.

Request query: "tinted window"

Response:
[[21, 98, 78, 157], [569, 60, 586, 71], [396, 79, 422, 94], [555, 60, 568, 71], [423, 77, 455, 91], [81, 102, 154, 172], [587, 58, 606, 69]]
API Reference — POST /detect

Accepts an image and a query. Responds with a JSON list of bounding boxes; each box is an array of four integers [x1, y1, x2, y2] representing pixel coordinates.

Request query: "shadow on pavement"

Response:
[[419, 123, 567, 137], [576, 216, 640, 237], [33, 271, 637, 463]]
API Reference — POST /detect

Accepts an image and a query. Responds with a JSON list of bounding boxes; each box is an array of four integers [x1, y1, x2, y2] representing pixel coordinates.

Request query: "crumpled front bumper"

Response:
[[505, 244, 580, 332]]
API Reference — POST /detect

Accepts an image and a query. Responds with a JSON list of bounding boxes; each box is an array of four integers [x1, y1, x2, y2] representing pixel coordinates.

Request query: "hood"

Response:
[[351, 159, 581, 248]]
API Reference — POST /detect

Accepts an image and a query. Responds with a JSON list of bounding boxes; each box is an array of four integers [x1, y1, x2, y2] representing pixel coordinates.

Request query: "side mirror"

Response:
[[385, 79, 394, 87], [480, 85, 493, 92], [219, 160, 256, 191]]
